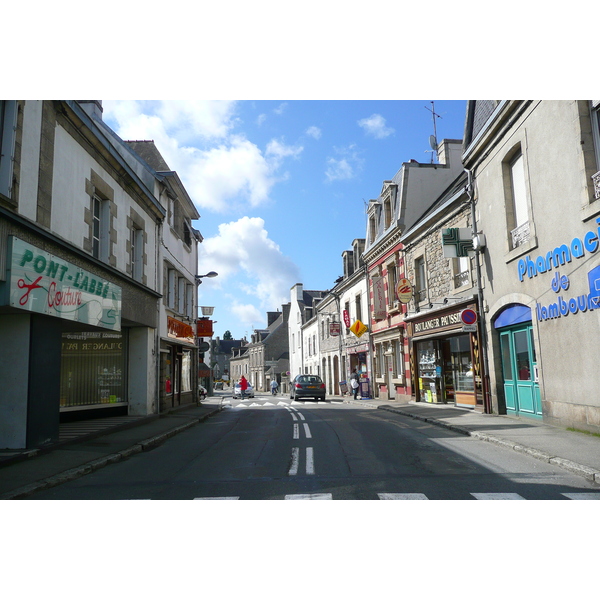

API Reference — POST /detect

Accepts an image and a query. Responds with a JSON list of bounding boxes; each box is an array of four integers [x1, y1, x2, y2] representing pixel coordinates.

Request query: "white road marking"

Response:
[[471, 493, 525, 500], [288, 447, 300, 476], [293, 424, 299, 439], [277, 402, 288, 406], [306, 447, 315, 475], [297, 412, 305, 421], [285, 493, 332, 500], [194, 497, 240, 500], [561, 493, 600, 500], [263, 402, 274, 406], [303, 423, 312, 438], [290, 412, 298, 421], [378, 493, 429, 500]]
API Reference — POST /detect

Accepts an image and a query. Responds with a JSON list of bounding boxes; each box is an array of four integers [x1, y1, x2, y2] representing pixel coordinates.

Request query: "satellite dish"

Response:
[[429, 135, 437, 150]]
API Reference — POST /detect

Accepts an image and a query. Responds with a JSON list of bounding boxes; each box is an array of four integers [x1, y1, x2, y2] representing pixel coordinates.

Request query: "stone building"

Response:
[[364, 139, 464, 400]]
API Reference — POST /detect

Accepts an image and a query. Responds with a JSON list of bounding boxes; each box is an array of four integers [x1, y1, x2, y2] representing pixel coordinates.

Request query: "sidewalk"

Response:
[[0, 398, 224, 500], [343, 396, 600, 484]]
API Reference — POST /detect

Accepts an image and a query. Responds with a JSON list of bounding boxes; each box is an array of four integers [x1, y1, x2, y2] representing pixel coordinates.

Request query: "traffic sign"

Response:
[[460, 309, 477, 325]]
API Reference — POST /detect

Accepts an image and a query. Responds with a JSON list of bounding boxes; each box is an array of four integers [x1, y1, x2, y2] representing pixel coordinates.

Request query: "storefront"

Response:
[[407, 302, 484, 410], [347, 340, 371, 398], [160, 316, 197, 411]]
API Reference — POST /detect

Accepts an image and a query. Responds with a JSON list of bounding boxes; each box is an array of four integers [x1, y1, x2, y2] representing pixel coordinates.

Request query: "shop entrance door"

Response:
[[386, 354, 396, 399], [499, 325, 541, 417]]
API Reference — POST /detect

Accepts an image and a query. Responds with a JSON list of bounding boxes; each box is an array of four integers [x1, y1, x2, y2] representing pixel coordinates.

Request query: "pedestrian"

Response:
[[350, 369, 360, 400], [270, 378, 279, 396], [239, 375, 249, 400]]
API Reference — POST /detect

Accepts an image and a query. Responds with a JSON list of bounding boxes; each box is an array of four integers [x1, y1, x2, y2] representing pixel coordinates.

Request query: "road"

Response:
[[28, 393, 600, 500]]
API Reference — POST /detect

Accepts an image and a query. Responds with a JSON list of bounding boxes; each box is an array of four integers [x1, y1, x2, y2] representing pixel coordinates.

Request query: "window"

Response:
[[0, 101, 17, 199], [131, 226, 143, 282], [414, 256, 427, 303], [383, 195, 392, 229], [355, 294, 362, 323], [386, 263, 397, 307], [506, 150, 530, 248], [183, 220, 192, 246], [369, 215, 377, 244], [178, 277, 185, 313], [453, 256, 470, 289], [167, 269, 176, 308], [92, 196, 109, 260], [590, 101, 600, 200], [186, 284, 194, 318]]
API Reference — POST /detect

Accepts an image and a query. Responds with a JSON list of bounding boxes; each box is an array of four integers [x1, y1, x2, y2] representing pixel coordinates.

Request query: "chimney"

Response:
[[267, 311, 281, 326]]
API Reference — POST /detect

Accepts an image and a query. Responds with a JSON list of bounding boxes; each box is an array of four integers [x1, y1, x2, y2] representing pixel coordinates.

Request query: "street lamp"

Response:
[[200, 306, 214, 316], [195, 271, 218, 285]]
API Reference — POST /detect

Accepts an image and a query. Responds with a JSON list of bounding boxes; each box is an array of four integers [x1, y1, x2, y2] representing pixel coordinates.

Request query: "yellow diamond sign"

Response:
[[350, 319, 368, 338]]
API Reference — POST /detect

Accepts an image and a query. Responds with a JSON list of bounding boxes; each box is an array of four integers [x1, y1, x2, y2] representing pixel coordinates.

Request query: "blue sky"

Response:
[[104, 100, 467, 339]]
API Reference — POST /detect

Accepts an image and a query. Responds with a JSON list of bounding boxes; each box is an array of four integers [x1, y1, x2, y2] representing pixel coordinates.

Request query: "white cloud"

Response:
[[198, 216, 300, 309], [306, 126, 322, 139], [357, 113, 395, 139], [103, 101, 306, 213], [230, 302, 264, 328], [325, 144, 363, 182], [274, 102, 288, 115]]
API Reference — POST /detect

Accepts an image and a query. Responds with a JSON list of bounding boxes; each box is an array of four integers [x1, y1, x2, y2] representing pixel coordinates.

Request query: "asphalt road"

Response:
[[28, 395, 600, 500]]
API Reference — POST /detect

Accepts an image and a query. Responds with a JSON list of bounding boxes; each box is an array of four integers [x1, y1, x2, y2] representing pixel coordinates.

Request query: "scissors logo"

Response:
[[18, 276, 43, 305]]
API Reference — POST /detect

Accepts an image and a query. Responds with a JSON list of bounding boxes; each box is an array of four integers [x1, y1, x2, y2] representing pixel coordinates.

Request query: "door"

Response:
[[386, 354, 396, 399], [499, 324, 541, 417]]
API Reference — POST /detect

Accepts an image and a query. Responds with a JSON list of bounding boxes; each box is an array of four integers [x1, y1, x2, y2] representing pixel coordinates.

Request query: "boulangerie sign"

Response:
[[372, 275, 386, 320], [7, 236, 122, 331]]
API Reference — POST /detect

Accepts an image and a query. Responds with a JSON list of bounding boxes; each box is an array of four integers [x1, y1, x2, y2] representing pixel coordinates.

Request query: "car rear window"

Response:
[[298, 376, 322, 383]]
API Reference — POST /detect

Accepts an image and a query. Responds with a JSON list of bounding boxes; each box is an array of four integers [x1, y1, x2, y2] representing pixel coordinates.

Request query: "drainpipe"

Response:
[[466, 168, 492, 414]]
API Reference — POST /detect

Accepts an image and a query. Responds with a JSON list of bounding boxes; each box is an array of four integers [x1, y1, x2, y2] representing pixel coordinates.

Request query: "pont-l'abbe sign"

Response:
[[6, 236, 122, 331]]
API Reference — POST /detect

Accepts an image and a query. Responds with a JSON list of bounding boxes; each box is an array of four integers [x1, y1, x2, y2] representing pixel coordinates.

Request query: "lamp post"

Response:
[[195, 271, 218, 285]]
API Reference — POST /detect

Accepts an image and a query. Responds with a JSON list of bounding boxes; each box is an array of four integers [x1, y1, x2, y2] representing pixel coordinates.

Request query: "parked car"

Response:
[[232, 382, 255, 399], [290, 374, 326, 401]]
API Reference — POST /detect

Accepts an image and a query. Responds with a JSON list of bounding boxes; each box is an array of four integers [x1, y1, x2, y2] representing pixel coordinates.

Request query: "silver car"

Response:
[[232, 383, 255, 399]]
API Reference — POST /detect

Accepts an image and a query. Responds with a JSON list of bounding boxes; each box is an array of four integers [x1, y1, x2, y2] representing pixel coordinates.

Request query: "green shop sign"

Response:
[[7, 237, 121, 331]]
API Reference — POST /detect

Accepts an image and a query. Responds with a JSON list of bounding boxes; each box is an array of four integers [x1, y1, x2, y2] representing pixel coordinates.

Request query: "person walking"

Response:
[[239, 375, 249, 400], [270, 378, 279, 396], [350, 369, 360, 400]]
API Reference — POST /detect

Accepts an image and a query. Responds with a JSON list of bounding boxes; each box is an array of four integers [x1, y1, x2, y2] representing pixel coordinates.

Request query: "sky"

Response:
[[103, 100, 468, 339]]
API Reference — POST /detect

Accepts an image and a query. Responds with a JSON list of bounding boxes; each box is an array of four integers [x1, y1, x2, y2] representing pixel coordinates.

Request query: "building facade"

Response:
[[463, 100, 600, 431], [364, 140, 464, 400], [0, 101, 166, 448]]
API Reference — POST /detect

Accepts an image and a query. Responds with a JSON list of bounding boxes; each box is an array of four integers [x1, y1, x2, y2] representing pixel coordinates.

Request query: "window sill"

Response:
[[581, 198, 600, 223], [504, 235, 539, 265]]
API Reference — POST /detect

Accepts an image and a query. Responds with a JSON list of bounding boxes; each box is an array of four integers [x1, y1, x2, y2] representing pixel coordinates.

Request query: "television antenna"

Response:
[[425, 101, 442, 163]]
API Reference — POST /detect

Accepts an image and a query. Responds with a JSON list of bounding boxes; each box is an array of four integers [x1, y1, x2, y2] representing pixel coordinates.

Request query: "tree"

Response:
[[223, 330, 233, 340]]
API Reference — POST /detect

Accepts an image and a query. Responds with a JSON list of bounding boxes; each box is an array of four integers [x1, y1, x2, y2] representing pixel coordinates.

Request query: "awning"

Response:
[[198, 362, 211, 377]]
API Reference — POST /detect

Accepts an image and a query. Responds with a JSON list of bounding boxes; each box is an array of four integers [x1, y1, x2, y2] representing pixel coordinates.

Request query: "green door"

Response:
[[499, 324, 541, 417]]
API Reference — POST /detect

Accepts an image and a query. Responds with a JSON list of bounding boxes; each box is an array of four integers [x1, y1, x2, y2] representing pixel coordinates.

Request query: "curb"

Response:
[[376, 404, 600, 484], [0, 406, 223, 500]]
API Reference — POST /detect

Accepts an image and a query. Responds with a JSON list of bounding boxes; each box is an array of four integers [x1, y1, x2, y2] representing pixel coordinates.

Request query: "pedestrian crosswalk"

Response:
[[182, 491, 600, 500]]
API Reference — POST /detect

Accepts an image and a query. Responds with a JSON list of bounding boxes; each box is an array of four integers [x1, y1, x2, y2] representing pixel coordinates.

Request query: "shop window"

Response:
[[394, 339, 404, 376], [0, 100, 17, 199], [60, 332, 126, 408], [181, 349, 192, 392]]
